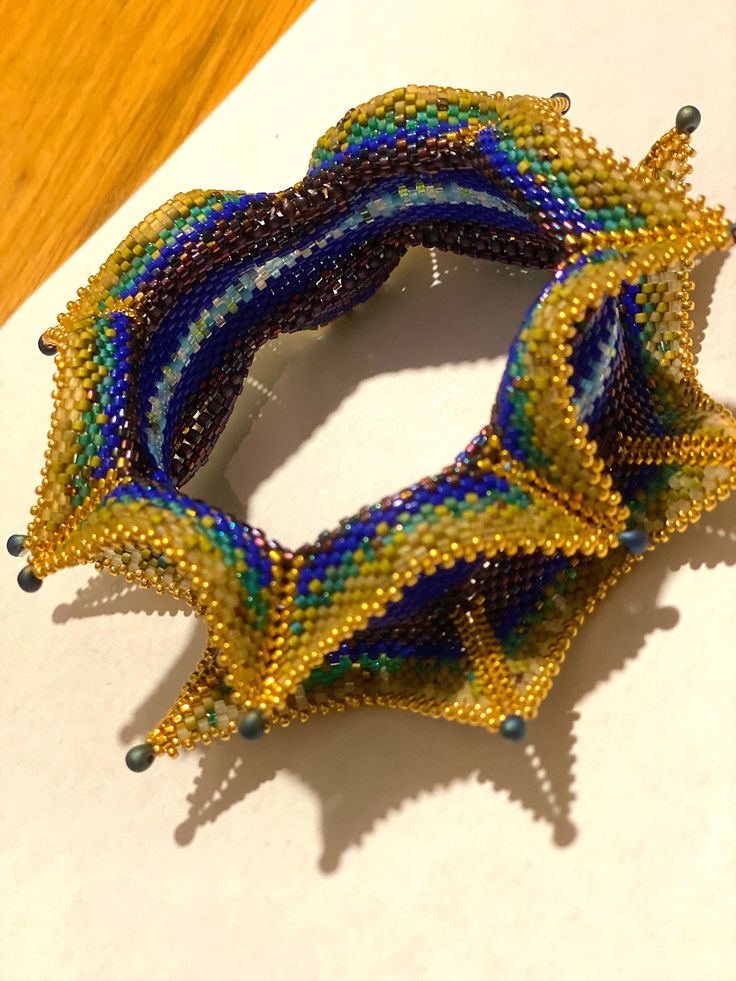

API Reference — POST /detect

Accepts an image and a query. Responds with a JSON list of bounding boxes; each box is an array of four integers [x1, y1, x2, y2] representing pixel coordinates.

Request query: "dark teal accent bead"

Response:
[[38, 335, 56, 356], [125, 744, 156, 772], [675, 105, 701, 135], [238, 709, 264, 741], [17, 566, 42, 592], [6, 534, 27, 557], [500, 715, 527, 742], [618, 528, 649, 556], [550, 92, 570, 114]]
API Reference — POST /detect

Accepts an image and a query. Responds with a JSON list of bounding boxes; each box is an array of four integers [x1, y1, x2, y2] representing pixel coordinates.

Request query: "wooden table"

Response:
[[0, 0, 312, 325]]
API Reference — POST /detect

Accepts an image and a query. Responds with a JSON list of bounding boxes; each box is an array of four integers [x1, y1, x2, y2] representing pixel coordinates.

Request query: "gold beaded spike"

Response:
[[9, 87, 734, 773]]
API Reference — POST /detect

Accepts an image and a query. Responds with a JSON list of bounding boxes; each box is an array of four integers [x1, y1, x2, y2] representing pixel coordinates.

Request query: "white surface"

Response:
[[2, 1, 736, 979]]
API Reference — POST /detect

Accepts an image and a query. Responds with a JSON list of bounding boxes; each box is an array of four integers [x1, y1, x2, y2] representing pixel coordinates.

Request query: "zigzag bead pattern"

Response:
[[15, 85, 735, 767]]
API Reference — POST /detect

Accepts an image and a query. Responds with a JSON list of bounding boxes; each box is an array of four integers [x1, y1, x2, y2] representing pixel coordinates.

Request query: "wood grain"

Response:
[[0, 0, 313, 325]]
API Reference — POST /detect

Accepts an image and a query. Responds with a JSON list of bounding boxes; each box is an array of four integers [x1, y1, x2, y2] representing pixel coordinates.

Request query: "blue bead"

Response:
[[17, 565, 42, 592], [500, 715, 527, 742], [6, 534, 27, 557], [618, 528, 649, 556], [238, 709, 264, 741]]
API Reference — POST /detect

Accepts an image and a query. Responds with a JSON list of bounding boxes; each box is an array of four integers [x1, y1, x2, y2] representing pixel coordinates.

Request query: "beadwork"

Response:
[[9, 86, 735, 772]]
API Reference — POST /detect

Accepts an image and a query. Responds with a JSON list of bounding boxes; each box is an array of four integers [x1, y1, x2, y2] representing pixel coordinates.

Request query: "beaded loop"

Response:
[[14, 85, 735, 766]]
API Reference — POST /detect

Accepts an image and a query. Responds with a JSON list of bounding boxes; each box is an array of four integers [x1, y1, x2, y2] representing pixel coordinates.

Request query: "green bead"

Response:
[[675, 105, 701, 134], [125, 744, 156, 772]]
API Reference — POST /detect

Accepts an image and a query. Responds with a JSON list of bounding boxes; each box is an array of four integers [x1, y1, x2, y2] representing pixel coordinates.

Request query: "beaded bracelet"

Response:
[[8, 86, 734, 774]]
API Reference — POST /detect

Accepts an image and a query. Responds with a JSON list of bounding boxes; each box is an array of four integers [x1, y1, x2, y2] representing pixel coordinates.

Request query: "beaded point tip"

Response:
[[6, 534, 27, 558], [125, 743, 156, 773], [675, 105, 701, 135], [37, 333, 57, 356], [9, 85, 734, 774], [17, 566, 43, 593], [238, 709, 265, 741], [500, 714, 527, 742], [549, 92, 571, 115], [617, 529, 650, 557]]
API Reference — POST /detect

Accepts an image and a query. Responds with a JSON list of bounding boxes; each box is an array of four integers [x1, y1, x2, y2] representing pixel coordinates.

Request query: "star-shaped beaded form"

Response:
[[8, 87, 735, 772]]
